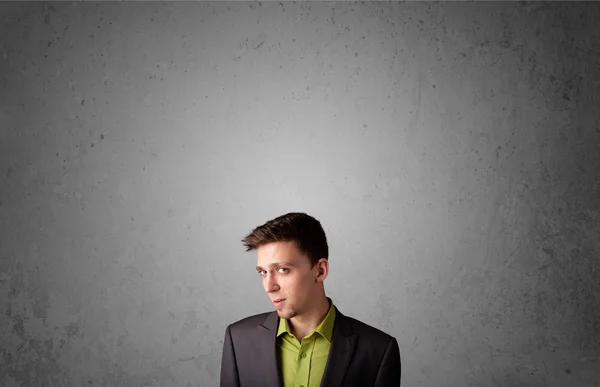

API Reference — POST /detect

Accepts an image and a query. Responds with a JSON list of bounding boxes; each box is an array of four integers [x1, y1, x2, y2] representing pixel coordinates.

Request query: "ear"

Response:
[[314, 258, 329, 283]]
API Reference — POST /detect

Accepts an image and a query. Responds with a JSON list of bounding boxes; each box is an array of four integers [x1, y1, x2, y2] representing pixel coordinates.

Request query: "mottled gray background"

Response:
[[1, 2, 599, 386]]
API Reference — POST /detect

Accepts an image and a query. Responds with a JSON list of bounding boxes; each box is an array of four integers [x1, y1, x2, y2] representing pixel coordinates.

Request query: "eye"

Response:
[[278, 267, 289, 274], [258, 270, 266, 276]]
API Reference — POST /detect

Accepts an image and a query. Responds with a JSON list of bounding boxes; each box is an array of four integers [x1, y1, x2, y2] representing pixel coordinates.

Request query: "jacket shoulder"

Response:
[[343, 314, 396, 343], [227, 311, 273, 331]]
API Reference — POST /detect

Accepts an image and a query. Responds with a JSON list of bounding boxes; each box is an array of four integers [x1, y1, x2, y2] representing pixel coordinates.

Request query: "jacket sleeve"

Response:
[[220, 325, 240, 387], [374, 337, 401, 386]]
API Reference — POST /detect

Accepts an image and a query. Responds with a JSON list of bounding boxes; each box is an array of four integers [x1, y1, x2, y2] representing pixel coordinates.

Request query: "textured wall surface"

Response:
[[1, 2, 599, 386]]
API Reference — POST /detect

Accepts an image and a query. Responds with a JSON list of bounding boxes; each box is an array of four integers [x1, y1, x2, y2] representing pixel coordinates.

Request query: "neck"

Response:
[[288, 293, 330, 340]]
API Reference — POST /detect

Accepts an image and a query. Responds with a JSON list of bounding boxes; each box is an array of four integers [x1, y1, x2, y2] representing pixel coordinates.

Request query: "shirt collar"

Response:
[[277, 298, 336, 343]]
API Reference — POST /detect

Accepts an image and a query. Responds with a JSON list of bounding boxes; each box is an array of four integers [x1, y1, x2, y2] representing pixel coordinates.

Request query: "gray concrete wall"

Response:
[[1, 2, 599, 386]]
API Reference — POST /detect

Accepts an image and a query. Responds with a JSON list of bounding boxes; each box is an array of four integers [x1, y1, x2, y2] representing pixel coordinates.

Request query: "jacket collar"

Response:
[[256, 311, 282, 387]]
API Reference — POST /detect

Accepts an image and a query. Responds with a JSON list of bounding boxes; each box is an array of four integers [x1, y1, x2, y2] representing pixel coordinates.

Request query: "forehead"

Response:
[[256, 241, 307, 266]]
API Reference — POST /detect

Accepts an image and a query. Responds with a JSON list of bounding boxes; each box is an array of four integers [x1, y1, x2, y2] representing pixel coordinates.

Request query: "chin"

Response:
[[277, 308, 297, 320]]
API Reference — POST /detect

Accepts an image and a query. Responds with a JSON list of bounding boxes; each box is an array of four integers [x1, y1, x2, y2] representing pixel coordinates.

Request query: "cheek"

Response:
[[290, 275, 312, 292], [280, 276, 299, 292], [281, 273, 312, 292]]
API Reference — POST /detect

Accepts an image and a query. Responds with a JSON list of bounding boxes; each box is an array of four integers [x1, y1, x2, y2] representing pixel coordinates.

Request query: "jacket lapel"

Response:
[[320, 307, 357, 387], [256, 312, 283, 387]]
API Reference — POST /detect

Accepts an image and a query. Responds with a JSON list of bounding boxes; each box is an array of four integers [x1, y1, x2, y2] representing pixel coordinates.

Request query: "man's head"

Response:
[[241, 212, 329, 319]]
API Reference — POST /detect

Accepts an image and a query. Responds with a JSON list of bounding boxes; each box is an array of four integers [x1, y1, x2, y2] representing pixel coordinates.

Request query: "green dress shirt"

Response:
[[276, 302, 336, 387]]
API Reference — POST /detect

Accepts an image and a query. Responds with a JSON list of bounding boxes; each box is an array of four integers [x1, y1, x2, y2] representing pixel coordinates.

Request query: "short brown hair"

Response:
[[241, 212, 329, 267]]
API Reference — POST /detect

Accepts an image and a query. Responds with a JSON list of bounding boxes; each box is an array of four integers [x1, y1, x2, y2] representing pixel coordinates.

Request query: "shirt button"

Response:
[[300, 352, 307, 358]]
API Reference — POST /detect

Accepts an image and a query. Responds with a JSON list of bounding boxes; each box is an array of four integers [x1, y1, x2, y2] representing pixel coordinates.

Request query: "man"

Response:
[[220, 212, 401, 387]]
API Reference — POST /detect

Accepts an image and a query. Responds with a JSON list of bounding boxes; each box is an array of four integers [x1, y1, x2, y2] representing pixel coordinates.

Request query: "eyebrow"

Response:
[[256, 262, 296, 271]]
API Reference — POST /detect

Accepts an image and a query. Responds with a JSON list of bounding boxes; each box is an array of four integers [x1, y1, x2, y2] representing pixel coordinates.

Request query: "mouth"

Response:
[[273, 298, 285, 305]]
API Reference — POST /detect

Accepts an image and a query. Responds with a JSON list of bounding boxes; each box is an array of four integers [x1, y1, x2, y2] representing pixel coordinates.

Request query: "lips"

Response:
[[273, 298, 285, 305]]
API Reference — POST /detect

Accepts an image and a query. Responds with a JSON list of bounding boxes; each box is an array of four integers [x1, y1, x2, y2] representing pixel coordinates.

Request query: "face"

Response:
[[256, 241, 327, 320]]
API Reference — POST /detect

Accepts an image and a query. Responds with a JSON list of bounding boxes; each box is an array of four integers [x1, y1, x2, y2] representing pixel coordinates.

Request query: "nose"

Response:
[[264, 273, 279, 293]]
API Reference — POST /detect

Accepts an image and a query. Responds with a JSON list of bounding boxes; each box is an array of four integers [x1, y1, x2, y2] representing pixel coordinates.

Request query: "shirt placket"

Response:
[[294, 336, 316, 387]]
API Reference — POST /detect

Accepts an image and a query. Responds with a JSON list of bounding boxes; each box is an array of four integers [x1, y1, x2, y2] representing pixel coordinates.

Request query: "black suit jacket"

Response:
[[220, 305, 401, 387]]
